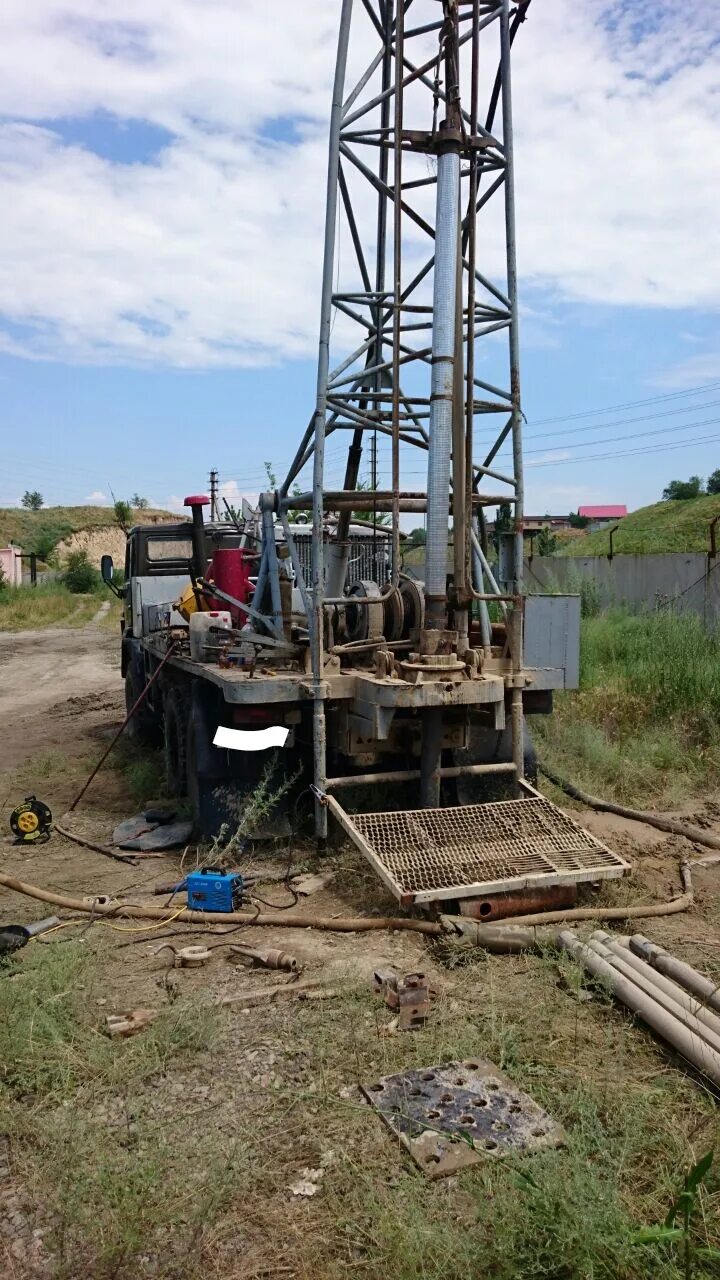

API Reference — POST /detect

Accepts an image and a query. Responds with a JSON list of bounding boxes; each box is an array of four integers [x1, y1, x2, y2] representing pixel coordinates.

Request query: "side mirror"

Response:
[[100, 555, 114, 584]]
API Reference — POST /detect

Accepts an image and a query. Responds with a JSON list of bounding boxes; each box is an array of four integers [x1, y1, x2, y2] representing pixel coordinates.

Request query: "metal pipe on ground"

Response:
[[629, 935, 720, 1015], [458, 860, 693, 928], [592, 932, 720, 1041], [558, 931, 720, 1089], [0, 868, 693, 950], [585, 936, 720, 1055]]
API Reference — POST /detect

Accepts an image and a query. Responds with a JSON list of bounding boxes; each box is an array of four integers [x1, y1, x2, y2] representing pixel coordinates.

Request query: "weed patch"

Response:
[[0, 581, 104, 630], [536, 610, 720, 804], [0, 942, 218, 1101], [113, 739, 167, 805]]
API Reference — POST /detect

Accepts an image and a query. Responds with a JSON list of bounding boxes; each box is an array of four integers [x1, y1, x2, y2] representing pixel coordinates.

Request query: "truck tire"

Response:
[[164, 685, 191, 797], [186, 709, 223, 837], [124, 664, 161, 746]]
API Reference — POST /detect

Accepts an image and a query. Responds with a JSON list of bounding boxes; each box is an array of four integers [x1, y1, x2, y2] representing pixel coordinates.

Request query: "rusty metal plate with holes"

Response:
[[361, 1059, 565, 1179], [343, 796, 629, 905]]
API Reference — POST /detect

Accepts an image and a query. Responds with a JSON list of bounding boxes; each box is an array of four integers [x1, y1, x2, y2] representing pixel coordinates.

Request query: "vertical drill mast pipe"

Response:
[[500, 0, 525, 787], [425, 143, 461, 627], [391, 0, 403, 587], [310, 0, 354, 839]]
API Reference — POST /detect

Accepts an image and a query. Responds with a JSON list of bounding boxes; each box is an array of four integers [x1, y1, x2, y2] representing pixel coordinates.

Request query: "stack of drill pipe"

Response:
[[558, 930, 720, 1088], [628, 935, 720, 1014]]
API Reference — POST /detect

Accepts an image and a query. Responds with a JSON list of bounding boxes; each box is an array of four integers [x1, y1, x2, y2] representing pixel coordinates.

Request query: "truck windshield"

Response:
[[146, 538, 193, 563]]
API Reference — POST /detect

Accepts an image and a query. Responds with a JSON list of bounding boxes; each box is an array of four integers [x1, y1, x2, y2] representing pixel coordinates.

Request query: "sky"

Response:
[[0, 0, 719, 518]]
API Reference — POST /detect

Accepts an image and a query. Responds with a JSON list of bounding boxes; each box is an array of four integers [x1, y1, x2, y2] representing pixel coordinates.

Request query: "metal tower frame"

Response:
[[271, 0, 531, 836]]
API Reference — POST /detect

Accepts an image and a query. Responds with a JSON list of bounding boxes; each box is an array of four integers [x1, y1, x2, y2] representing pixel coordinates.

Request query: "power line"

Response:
[[521, 398, 720, 443], [526, 432, 720, 468], [527, 379, 720, 427], [524, 414, 720, 456]]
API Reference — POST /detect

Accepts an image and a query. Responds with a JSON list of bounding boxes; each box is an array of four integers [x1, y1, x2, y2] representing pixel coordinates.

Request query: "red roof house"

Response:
[[578, 505, 627, 520]]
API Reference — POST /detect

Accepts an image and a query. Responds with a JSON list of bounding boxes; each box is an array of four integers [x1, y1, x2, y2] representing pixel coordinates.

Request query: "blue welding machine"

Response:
[[185, 868, 244, 913]]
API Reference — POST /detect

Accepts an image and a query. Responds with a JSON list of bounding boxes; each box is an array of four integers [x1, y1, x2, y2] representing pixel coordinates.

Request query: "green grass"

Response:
[[1, 937, 717, 1276], [112, 739, 169, 805], [536, 609, 720, 804], [0, 943, 218, 1100], [225, 962, 718, 1280], [0, 504, 176, 554], [557, 495, 720, 557], [0, 581, 107, 630], [0, 942, 239, 1278]]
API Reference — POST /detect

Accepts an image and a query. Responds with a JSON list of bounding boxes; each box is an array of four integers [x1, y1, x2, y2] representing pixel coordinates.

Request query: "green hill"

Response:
[[0, 505, 178, 562], [557, 495, 720, 557]]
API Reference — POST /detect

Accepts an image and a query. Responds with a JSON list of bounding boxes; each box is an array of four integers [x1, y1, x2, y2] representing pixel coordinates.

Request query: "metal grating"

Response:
[[343, 796, 629, 904], [292, 532, 392, 586]]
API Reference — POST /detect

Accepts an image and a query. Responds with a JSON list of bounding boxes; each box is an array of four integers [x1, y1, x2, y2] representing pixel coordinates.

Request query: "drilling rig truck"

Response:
[[103, 0, 629, 913]]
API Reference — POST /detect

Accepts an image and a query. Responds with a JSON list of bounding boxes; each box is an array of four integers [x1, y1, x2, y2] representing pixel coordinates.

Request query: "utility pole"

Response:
[[209, 469, 219, 521]]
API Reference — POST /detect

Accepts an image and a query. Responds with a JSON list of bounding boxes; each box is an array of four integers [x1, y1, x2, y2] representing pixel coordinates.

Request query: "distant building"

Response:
[[488, 507, 627, 539], [578, 504, 627, 532], [0, 544, 23, 586], [523, 515, 574, 533], [577, 505, 627, 521]]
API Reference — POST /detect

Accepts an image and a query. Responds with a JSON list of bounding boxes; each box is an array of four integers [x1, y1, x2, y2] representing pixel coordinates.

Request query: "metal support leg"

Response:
[[420, 708, 443, 809]]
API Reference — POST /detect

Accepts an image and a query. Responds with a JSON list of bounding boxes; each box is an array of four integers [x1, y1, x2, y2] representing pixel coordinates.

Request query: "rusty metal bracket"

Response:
[[373, 970, 430, 1030]]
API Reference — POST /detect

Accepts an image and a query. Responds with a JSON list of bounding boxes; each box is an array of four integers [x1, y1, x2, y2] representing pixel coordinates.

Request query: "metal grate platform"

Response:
[[330, 795, 629, 906]]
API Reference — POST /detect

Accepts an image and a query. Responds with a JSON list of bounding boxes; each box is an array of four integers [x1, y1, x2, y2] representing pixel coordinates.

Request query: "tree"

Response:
[[113, 498, 133, 533], [707, 470, 720, 496], [493, 501, 513, 553], [494, 502, 513, 534], [63, 550, 100, 593], [351, 478, 390, 526], [407, 527, 426, 547], [132, 494, 149, 510], [22, 490, 44, 510], [537, 525, 558, 556], [662, 476, 704, 501], [568, 512, 589, 528]]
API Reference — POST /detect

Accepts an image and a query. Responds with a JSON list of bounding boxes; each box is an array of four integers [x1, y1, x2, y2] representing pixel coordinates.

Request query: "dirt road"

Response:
[[0, 606, 123, 770]]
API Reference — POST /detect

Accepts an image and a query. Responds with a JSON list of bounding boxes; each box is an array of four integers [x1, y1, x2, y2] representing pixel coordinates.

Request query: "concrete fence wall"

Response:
[[525, 553, 720, 627]]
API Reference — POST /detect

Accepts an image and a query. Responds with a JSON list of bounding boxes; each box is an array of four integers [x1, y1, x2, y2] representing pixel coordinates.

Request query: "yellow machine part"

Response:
[[177, 581, 205, 620]]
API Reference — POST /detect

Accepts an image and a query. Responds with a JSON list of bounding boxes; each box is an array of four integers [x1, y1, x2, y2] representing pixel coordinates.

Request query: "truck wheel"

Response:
[[125, 666, 161, 746], [185, 712, 223, 836], [164, 685, 190, 797]]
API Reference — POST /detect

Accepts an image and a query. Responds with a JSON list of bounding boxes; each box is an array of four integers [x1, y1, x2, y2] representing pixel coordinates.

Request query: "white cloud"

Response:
[[218, 479, 259, 508], [0, 1, 717, 368], [160, 494, 190, 514], [650, 347, 720, 389], [526, 450, 572, 468], [85, 488, 109, 503]]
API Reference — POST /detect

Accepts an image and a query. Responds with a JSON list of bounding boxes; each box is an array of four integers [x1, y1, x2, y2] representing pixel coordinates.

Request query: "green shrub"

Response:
[[63, 550, 101, 594], [580, 576, 601, 618], [29, 520, 73, 563]]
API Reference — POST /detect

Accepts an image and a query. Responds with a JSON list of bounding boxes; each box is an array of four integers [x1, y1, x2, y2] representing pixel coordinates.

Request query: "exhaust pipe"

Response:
[[184, 494, 210, 578]]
